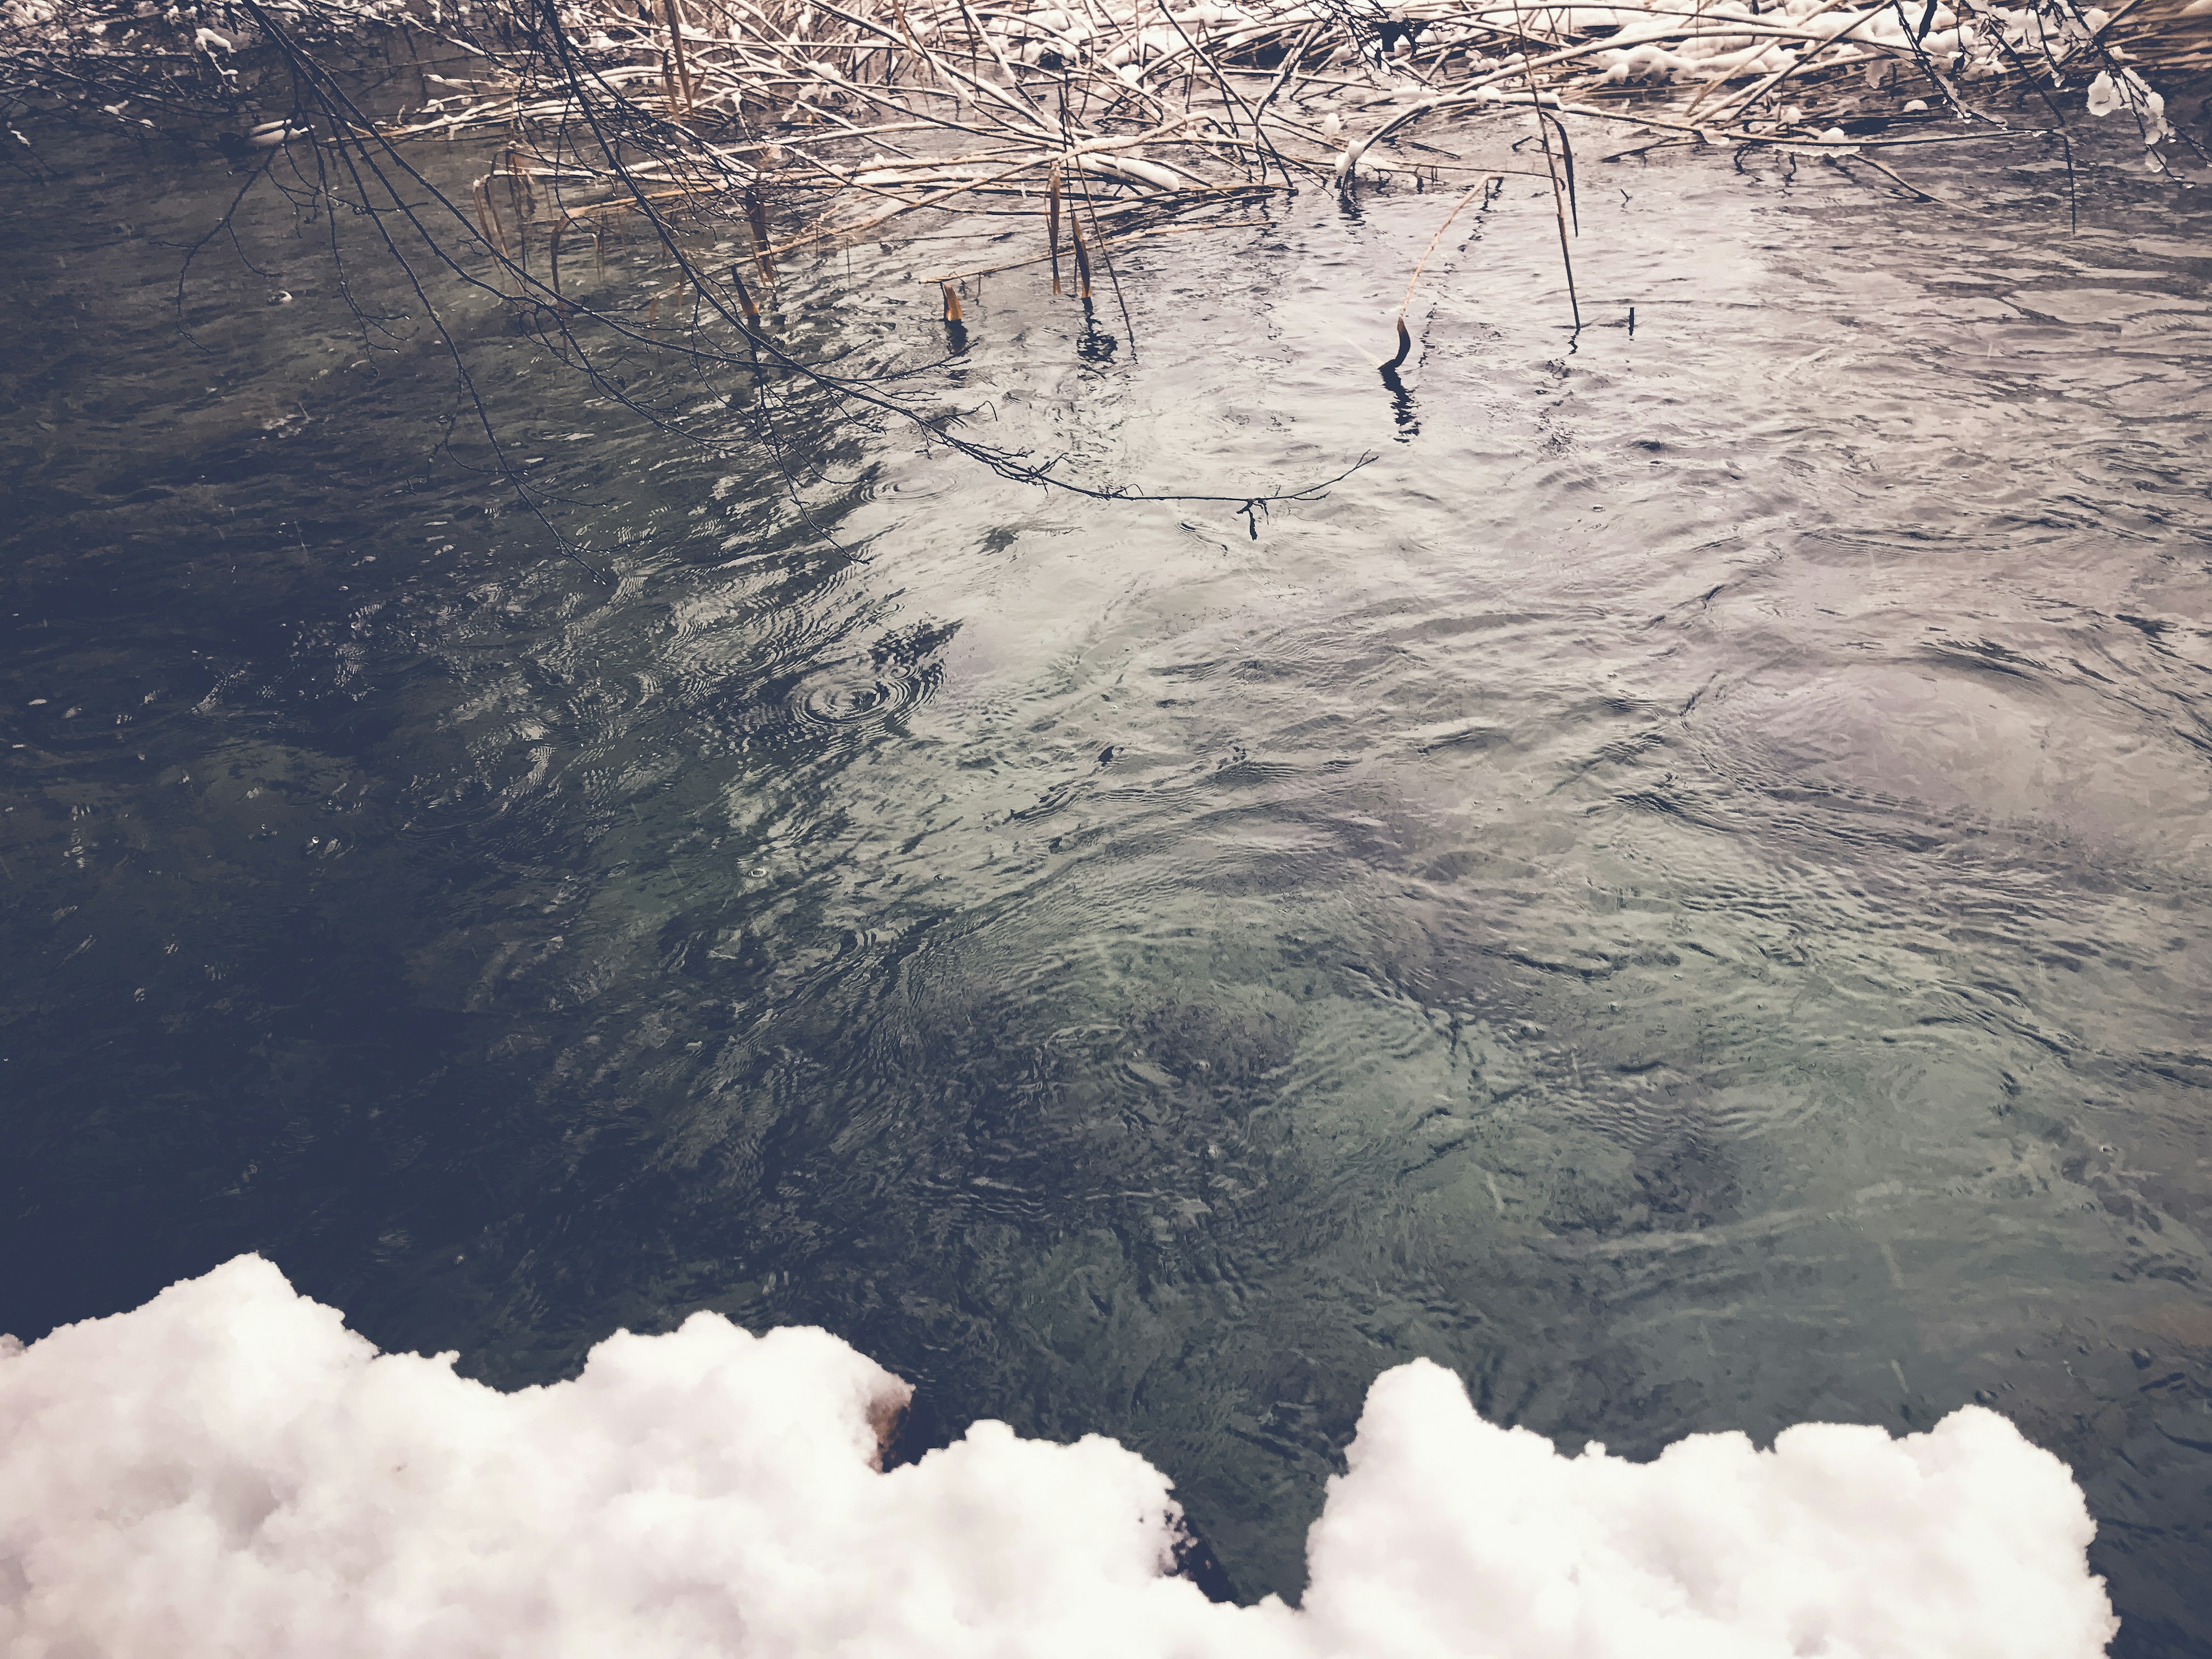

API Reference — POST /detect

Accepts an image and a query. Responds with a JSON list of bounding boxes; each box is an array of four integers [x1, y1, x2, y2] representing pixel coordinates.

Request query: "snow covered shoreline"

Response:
[[1, 1256, 2119, 1657], [0, 0, 2177, 196]]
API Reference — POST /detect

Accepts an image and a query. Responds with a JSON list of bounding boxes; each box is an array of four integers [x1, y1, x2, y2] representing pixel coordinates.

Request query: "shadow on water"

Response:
[[1377, 361, 1419, 439], [6, 126, 2212, 1654]]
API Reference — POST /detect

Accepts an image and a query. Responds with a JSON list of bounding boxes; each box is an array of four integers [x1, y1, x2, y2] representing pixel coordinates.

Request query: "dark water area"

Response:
[[5, 119, 2212, 1650]]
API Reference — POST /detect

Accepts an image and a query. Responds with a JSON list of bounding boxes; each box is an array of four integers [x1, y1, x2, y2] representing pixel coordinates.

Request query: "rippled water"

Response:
[[5, 122, 2212, 1652]]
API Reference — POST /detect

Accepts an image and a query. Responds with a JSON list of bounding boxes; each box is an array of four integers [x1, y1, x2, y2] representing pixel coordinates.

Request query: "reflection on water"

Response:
[[5, 128, 2212, 1652]]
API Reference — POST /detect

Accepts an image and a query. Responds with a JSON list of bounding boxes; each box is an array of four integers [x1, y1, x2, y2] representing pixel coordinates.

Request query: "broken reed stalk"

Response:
[[1071, 156, 1139, 360], [663, 0, 697, 116], [1047, 160, 1062, 296], [1069, 207, 1093, 300], [506, 147, 536, 245], [472, 175, 513, 266], [1387, 173, 1500, 366], [1509, 0, 1581, 336], [1533, 103, 1581, 334]]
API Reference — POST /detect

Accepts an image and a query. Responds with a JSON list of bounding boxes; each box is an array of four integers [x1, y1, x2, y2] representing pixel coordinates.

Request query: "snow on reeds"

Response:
[[0, 0, 2186, 258], [382, 0, 2185, 260]]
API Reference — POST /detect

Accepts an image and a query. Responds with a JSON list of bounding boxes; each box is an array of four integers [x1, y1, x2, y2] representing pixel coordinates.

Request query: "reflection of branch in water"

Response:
[[1076, 300, 1119, 368], [940, 281, 969, 356], [1377, 362, 1419, 441]]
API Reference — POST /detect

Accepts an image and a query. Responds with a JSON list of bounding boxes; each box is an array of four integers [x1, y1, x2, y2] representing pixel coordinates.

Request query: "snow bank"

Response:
[[0, 1256, 2118, 1658]]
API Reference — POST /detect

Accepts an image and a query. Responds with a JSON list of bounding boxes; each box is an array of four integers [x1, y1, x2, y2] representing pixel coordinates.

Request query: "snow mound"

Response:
[[0, 1256, 2117, 1658]]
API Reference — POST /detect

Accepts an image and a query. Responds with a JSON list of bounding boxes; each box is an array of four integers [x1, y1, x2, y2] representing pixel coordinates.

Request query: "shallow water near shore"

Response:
[[5, 120, 2212, 1650]]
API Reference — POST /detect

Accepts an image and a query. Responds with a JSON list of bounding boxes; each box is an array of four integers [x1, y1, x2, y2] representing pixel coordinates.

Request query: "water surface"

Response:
[[4, 120, 2211, 1652]]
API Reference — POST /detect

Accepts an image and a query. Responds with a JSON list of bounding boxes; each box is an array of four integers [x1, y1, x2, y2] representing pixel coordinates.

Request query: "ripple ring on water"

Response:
[[786, 658, 935, 737]]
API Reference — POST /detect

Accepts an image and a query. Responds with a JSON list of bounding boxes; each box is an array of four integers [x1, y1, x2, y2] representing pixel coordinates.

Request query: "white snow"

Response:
[[0, 1256, 2119, 1658], [2085, 67, 2168, 141]]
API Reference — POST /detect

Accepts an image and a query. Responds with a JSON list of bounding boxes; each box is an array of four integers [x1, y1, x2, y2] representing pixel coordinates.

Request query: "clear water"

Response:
[[5, 121, 2212, 1652]]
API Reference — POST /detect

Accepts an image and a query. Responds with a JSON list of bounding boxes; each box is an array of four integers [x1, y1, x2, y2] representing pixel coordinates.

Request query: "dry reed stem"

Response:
[[1047, 159, 1062, 293], [664, 0, 698, 115]]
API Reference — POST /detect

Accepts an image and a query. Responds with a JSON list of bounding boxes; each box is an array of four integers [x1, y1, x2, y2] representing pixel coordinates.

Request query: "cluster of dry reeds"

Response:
[[385, 0, 2194, 290], [6, 0, 2192, 241]]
